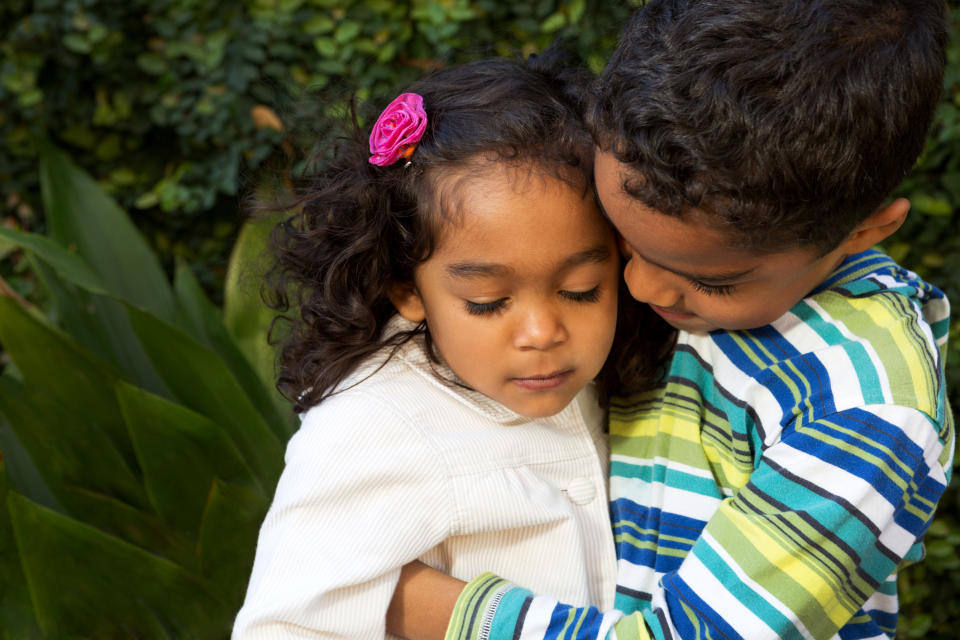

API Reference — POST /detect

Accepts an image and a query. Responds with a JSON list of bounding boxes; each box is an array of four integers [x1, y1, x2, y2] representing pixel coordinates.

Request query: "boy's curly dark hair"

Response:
[[593, 0, 948, 254], [267, 48, 675, 413]]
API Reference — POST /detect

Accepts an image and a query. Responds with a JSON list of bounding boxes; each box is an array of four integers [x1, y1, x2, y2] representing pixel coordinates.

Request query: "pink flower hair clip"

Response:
[[368, 92, 428, 167]]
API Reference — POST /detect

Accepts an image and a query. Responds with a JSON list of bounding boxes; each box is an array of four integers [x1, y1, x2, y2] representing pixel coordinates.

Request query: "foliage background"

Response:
[[0, 0, 957, 637]]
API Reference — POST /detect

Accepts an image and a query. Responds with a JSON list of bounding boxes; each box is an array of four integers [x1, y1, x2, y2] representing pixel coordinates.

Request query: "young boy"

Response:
[[386, 1, 955, 639]]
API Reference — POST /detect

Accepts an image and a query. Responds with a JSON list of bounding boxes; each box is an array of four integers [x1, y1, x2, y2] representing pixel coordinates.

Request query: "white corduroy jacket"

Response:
[[233, 328, 618, 639]]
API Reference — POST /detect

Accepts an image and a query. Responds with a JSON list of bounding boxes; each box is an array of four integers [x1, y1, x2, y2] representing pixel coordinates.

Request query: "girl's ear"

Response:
[[388, 281, 426, 322]]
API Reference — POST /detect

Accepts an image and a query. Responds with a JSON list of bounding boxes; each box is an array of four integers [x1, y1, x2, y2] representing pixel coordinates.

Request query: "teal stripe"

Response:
[[610, 460, 721, 498], [792, 301, 885, 405], [931, 316, 950, 340], [489, 585, 534, 640]]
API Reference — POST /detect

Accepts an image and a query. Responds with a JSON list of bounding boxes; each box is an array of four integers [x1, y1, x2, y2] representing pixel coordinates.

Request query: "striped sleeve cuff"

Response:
[[444, 572, 533, 640]]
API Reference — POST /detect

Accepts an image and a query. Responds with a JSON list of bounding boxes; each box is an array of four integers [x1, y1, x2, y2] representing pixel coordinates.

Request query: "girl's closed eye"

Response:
[[560, 285, 601, 303], [464, 297, 509, 316], [689, 279, 736, 296]]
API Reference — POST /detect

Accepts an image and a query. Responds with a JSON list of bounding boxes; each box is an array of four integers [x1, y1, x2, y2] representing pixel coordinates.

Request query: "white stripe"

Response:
[[517, 597, 563, 640], [804, 298, 893, 405]]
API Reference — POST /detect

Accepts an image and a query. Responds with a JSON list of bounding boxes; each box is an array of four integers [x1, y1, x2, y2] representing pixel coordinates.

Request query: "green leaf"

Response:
[[126, 304, 284, 489], [541, 11, 567, 32], [0, 405, 60, 511], [314, 36, 336, 57], [175, 262, 293, 440], [911, 192, 954, 216], [334, 21, 361, 44], [117, 382, 259, 537], [196, 479, 269, 605], [0, 226, 108, 296], [223, 213, 277, 382], [0, 297, 138, 468], [39, 143, 176, 321], [223, 213, 295, 433], [0, 376, 147, 513], [29, 256, 170, 396], [57, 485, 195, 568], [0, 463, 42, 638], [62, 33, 91, 54], [8, 492, 228, 638]]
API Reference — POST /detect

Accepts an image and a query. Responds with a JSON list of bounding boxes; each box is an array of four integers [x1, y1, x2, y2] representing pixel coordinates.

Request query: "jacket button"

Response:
[[565, 477, 596, 505]]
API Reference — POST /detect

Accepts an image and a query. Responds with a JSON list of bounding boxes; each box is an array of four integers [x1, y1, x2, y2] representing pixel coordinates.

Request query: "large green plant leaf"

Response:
[[8, 491, 228, 638], [57, 486, 196, 569], [0, 407, 59, 512], [0, 226, 170, 395], [0, 297, 137, 466], [0, 377, 146, 512], [0, 225, 107, 296], [196, 479, 269, 605], [224, 212, 282, 389], [126, 304, 283, 489], [174, 263, 294, 439], [29, 256, 171, 397], [0, 464, 42, 639], [117, 381, 259, 537], [38, 143, 176, 322]]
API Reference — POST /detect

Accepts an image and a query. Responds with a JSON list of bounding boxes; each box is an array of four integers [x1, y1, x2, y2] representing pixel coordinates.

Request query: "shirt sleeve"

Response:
[[233, 391, 453, 639], [445, 404, 952, 640]]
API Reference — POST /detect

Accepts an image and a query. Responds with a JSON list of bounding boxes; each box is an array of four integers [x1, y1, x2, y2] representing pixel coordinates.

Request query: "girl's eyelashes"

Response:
[[464, 298, 508, 316], [560, 286, 601, 303], [689, 279, 736, 296], [464, 286, 602, 316]]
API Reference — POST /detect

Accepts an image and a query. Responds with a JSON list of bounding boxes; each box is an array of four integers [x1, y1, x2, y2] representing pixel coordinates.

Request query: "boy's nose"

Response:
[[624, 260, 682, 309], [513, 307, 568, 350]]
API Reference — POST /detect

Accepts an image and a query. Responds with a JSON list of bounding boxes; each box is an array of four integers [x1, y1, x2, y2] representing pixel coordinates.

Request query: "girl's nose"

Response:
[[513, 306, 568, 350]]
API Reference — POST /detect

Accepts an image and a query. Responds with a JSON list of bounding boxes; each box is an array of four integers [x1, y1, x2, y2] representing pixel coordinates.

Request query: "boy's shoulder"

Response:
[[801, 249, 950, 345], [679, 250, 950, 426]]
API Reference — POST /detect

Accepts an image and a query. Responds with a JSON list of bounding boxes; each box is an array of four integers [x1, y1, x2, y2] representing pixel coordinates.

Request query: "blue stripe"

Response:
[[661, 572, 741, 640]]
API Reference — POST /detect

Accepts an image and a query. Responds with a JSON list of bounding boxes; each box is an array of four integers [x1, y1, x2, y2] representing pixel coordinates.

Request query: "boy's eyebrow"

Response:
[[630, 243, 756, 283], [444, 246, 612, 280]]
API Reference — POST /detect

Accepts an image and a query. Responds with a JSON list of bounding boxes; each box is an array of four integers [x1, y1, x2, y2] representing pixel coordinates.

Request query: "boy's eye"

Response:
[[560, 286, 601, 303], [689, 280, 735, 296], [464, 298, 508, 316]]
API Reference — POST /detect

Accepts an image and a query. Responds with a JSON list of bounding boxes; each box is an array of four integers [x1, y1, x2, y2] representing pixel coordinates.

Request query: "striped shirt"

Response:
[[446, 250, 954, 640]]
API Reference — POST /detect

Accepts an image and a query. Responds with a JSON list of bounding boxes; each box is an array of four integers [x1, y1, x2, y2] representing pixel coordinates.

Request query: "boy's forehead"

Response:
[[592, 150, 817, 275]]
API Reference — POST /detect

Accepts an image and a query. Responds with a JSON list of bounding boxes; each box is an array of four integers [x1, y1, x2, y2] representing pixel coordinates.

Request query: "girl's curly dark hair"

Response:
[[266, 47, 675, 413]]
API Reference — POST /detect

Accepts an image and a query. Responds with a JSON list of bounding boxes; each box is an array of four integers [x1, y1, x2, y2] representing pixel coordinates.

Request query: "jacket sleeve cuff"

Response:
[[444, 572, 533, 640]]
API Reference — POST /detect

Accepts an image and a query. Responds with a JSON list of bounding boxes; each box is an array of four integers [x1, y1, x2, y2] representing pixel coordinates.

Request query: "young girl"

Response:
[[233, 51, 671, 639]]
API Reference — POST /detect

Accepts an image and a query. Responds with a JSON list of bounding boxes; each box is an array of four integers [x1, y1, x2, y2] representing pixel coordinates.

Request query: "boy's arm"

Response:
[[416, 404, 952, 640], [387, 561, 465, 640]]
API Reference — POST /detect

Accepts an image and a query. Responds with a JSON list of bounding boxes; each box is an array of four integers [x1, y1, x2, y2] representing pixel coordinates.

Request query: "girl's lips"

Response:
[[649, 305, 696, 322], [511, 370, 572, 391]]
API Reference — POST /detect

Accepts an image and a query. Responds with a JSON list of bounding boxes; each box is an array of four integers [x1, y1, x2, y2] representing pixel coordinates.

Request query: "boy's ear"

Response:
[[387, 281, 426, 323], [838, 198, 910, 254]]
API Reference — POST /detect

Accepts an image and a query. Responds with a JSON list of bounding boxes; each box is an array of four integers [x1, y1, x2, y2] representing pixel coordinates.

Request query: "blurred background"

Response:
[[0, 1, 957, 637]]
